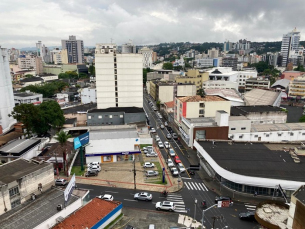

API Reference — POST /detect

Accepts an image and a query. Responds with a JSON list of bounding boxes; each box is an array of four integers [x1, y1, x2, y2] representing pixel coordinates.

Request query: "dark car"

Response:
[[239, 211, 256, 221], [215, 196, 232, 204], [125, 225, 135, 229], [167, 126, 172, 132], [187, 168, 195, 175], [85, 170, 98, 177], [172, 133, 178, 139]]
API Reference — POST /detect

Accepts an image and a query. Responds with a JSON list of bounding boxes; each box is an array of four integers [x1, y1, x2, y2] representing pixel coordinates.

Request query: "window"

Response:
[[120, 115, 123, 118], [266, 134, 269, 137], [254, 135, 258, 137], [241, 127, 246, 130], [9, 186, 19, 197], [231, 128, 236, 130], [278, 133, 282, 136], [290, 133, 294, 136], [11, 199, 21, 209], [109, 115, 113, 118], [260, 121, 264, 123], [200, 103, 204, 108], [302, 133, 305, 135], [98, 115, 102, 119], [199, 110, 204, 114], [88, 116, 91, 119], [239, 135, 243, 138]]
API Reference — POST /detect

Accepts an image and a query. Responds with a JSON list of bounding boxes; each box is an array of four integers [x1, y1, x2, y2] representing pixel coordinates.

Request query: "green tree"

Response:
[[9, 104, 39, 137], [156, 100, 161, 109], [88, 64, 95, 76], [66, 71, 78, 79], [197, 89, 205, 97], [39, 101, 65, 130], [143, 68, 154, 85], [78, 73, 88, 79], [294, 64, 305, 72], [24, 74, 34, 78], [250, 61, 270, 73], [299, 115, 305, 122], [58, 73, 69, 79], [54, 130, 72, 173], [20, 81, 68, 98], [173, 66, 183, 71], [162, 62, 173, 70]]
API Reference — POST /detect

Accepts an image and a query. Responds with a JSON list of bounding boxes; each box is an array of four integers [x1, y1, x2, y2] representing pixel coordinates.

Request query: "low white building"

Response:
[[202, 80, 239, 91], [245, 77, 270, 91], [14, 91, 43, 105], [237, 69, 258, 87], [80, 87, 96, 104], [195, 58, 214, 68], [39, 74, 58, 82]]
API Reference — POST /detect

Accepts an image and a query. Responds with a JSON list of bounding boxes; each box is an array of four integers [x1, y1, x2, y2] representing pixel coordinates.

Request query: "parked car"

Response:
[[150, 128, 156, 133], [239, 211, 256, 221], [97, 194, 114, 201], [55, 179, 68, 186], [166, 133, 172, 139], [167, 126, 173, 133], [134, 192, 153, 201], [169, 148, 175, 157], [164, 141, 170, 149], [177, 163, 186, 173], [146, 170, 159, 177], [143, 149, 149, 154], [143, 162, 155, 168], [147, 146, 153, 152], [160, 124, 165, 129], [153, 107, 158, 111], [158, 141, 164, 148], [146, 152, 158, 157], [171, 167, 179, 176], [155, 201, 175, 211], [87, 161, 100, 167], [155, 135, 160, 142], [85, 170, 98, 177], [172, 133, 178, 140], [125, 225, 135, 229], [167, 159, 175, 167], [88, 165, 101, 172], [174, 156, 181, 163], [164, 122, 168, 127], [215, 196, 232, 204]]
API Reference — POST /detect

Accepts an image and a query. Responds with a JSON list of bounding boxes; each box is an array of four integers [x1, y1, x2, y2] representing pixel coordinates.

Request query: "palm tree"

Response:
[[55, 130, 72, 174]]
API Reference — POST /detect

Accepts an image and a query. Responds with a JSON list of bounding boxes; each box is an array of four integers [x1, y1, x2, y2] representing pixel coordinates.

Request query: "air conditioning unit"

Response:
[[57, 204, 63, 211]]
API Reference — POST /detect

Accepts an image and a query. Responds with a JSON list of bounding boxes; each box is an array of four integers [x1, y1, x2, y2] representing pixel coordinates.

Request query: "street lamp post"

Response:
[[194, 198, 197, 222]]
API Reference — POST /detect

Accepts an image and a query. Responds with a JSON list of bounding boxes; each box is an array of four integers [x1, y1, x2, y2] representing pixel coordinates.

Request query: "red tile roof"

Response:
[[52, 198, 120, 229], [164, 101, 174, 108]]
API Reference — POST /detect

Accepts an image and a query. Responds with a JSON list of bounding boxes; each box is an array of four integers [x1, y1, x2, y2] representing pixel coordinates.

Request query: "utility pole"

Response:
[[133, 157, 136, 190]]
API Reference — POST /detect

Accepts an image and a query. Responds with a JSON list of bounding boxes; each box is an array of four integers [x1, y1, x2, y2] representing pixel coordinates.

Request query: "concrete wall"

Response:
[[87, 111, 125, 125], [245, 112, 287, 125], [204, 101, 231, 117], [64, 113, 87, 126], [177, 85, 197, 97], [158, 86, 174, 104], [124, 112, 146, 124], [80, 88, 96, 104], [229, 119, 252, 134], [186, 102, 199, 119]]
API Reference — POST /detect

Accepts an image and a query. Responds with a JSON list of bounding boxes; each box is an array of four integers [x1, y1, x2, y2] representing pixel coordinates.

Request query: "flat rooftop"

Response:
[[0, 188, 79, 229], [177, 95, 226, 102], [198, 141, 305, 182], [244, 89, 280, 106], [63, 103, 97, 114], [0, 159, 51, 185], [89, 107, 144, 113], [251, 123, 305, 132], [90, 128, 138, 140], [14, 92, 42, 97], [204, 88, 243, 101], [231, 105, 283, 116]]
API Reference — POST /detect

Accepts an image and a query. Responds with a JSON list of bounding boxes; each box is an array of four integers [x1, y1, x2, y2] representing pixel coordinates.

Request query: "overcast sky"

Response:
[[1, 0, 305, 49]]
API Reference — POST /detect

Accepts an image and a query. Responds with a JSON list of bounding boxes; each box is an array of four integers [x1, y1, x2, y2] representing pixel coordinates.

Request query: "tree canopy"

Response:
[[162, 62, 173, 70], [88, 64, 95, 76], [20, 81, 68, 98], [143, 68, 153, 85]]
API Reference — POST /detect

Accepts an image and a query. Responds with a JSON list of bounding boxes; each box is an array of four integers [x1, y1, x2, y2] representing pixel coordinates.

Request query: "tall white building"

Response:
[[95, 43, 143, 109], [0, 47, 16, 134], [17, 56, 36, 69], [36, 41, 51, 63], [121, 41, 136, 54], [61, 35, 84, 64], [138, 47, 153, 68], [281, 28, 302, 67]]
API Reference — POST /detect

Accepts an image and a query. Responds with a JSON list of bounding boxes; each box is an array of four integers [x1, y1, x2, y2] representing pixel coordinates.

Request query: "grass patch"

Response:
[[71, 166, 85, 176], [145, 161, 167, 185], [140, 144, 152, 149], [104, 213, 123, 229]]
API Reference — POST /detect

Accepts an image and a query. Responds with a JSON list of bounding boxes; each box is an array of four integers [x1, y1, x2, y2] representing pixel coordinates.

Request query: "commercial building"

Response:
[[288, 75, 305, 99], [52, 49, 68, 64], [271, 79, 290, 91], [36, 41, 51, 63], [230, 106, 287, 125], [174, 95, 231, 123], [138, 47, 153, 68], [35, 56, 43, 75], [281, 28, 303, 67], [14, 91, 43, 105], [87, 107, 146, 126], [175, 69, 209, 91], [0, 159, 54, 216], [204, 89, 244, 106], [0, 47, 16, 134], [43, 63, 78, 75], [281, 71, 304, 80], [244, 89, 281, 107], [61, 35, 84, 64], [148, 80, 196, 104], [39, 73, 58, 82], [63, 103, 97, 126], [18, 56, 36, 69], [207, 48, 219, 58], [236, 68, 258, 87], [147, 69, 181, 82], [194, 58, 216, 68], [245, 77, 270, 91], [95, 43, 143, 109], [194, 140, 305, 198]]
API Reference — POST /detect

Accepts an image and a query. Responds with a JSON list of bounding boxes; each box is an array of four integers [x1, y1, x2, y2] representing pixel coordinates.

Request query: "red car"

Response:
[[174, 156, 181, 163]]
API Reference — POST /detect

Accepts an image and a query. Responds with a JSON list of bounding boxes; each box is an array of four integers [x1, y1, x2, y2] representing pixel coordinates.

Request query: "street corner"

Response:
[[178, 214, 203, 229]]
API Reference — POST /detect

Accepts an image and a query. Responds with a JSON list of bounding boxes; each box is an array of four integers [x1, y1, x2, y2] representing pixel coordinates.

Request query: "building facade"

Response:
[[245, 78, 270, 91], [288, 75, 305, 99], [80, 87, 96, 104], [61, 35, 84, 64], [281, 28, 302, 67], [175, 69, 209, 91], [14, 92, 43, 105], [222, 57, 238, 70], [138, 47, 153, 68], [95, 43, 143, 109], [0, 47, 16, 134], [18, 56, 36, 69]]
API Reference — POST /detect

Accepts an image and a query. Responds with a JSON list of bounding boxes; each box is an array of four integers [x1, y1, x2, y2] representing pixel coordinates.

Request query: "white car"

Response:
[[87, 161, 100, 167], [164, 141, 170, 149], [147, 146, 153, 153], [97, 194, 113, 201], [171, 167, 179, 176], [177, 163, 186, 173], [143, 162, 155, 168], [155, 135, 161, 142], [150, 128, 156, 133], [88, 165, 101, 172], [146, 152, 158, 157], [167, 159, 174, 167], [169, 148, 175, 157], [158, 141, 164, 148], [155, 201, 175, 211]]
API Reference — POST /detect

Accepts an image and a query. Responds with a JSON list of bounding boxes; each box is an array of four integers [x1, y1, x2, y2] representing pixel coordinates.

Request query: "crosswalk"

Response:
[[244, 203, 257, 211], [166, 193, 187, 213], [184, 181, 209, 191]]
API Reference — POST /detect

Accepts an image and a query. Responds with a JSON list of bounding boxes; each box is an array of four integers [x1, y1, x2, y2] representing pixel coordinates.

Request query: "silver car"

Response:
[[146, 170, 159, 177], [134, 192, 153, 201]]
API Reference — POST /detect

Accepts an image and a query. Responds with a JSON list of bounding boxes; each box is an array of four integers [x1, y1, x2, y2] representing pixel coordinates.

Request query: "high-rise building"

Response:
[[36, 41, 51, 63], [281, 28, 302, 67], [61, 35, 84, 64], [223, 41, 233, 52], [35, 56, 43, 75], [207, 48, 219, 58], [95, 43, 143, 109], [121, 41, 136, 54], [138, 47, 153, 68], [0, 47, 16, 134]]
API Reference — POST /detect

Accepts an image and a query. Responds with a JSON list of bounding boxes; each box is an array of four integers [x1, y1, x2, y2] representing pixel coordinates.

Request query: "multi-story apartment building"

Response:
[[17, 56, 36, 69], [288, 75, 305, 99], [174, 95, 231, 123], [245, 77, 270, 91], [222, 57, 238, 70], [138, 47, 153, 68], [95, 43, 143, 109], [281, 28, 303, 67], [207, 48, 219, 58], [51, 49, 68, 64], [175, 69, 209, 91], [61, 35, 84, 64], [0, 47, 16, 134]]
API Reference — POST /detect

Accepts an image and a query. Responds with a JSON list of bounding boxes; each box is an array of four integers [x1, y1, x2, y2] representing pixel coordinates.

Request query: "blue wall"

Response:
[[91, 203, 123, 229]]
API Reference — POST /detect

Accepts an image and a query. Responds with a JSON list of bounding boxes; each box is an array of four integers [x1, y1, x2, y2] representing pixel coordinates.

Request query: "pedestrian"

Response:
[[254, 191, 257, 197]]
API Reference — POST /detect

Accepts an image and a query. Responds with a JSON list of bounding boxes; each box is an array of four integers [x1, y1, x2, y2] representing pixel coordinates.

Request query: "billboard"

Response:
[[64, 174, 76, 203], [74, 132, 90, 150]]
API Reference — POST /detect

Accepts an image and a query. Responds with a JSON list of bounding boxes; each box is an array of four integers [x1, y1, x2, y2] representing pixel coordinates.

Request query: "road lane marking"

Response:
[[191, 182, 197, 190], [194, 183, 200, 190], [201, 182, 209, 191], [124, 199, 137, 202]]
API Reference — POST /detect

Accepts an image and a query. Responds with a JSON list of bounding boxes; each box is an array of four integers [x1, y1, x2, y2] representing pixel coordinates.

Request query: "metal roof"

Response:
[[90, 128, 139, 140], [0, 139, 41, 155]]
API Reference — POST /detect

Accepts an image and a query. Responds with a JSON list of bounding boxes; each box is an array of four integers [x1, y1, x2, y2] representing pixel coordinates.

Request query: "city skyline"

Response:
[[1, 0, 305, 48]]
